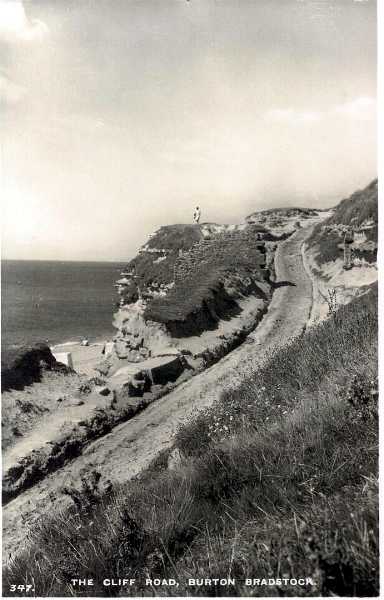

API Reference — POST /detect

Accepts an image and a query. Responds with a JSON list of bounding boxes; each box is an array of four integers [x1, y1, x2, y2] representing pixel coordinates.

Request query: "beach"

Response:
[[50, 340, 111, 376]]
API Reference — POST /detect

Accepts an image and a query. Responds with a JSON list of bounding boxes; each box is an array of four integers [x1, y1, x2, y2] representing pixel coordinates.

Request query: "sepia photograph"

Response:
[[1, 0, 379, 596]]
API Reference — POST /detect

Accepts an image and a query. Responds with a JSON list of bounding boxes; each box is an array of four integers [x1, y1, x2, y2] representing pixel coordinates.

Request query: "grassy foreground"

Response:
[[3, 285, 378, 597]]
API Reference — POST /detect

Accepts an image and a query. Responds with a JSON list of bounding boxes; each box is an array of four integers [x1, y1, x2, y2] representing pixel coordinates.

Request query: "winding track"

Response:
[[3, 226, 314, 562]]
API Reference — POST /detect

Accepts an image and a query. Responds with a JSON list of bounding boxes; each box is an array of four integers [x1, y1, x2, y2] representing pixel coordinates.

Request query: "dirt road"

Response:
[[3, 227, 314, 561]]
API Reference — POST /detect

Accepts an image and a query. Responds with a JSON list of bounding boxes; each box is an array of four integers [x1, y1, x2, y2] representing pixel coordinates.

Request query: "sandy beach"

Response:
[[50, 341, 111, 376]]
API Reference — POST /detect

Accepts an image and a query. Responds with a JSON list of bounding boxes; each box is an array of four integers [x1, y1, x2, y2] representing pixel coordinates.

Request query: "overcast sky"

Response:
[[0, 0, 377, 261]]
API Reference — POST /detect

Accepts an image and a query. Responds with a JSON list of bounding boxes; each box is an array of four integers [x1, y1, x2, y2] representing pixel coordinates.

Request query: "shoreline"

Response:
[[1, 330, 115, 350], [50, 338, 107, 350], [51, 338, 113, 376]]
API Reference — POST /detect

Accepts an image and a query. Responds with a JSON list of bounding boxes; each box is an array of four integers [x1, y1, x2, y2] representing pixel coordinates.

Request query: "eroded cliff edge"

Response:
[[111, 222, 277, 367]]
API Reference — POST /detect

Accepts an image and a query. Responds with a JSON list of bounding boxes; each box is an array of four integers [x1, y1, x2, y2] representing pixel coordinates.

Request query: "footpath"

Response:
[[3, 226, 314, 562]]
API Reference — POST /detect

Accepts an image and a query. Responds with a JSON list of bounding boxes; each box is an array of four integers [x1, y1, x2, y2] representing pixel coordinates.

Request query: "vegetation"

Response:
[[326, 179, 378, 229], [145, 224, 205, 252], [3, 284, 378, 597], [309, 179, 378, 265], [144, 232, 268, 333], [120, 224, 204, 304], [120, 224, 272, 328], [145, 267, 238, 330], [247, 207, 319, 221]]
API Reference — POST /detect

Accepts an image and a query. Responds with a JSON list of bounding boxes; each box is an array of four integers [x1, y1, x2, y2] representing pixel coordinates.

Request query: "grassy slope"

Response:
[[144, 233, 268, 327], [326, 179, 378, 228], [120, 225, 204, 304], [308, 179, 378, 265], [119, 224, 270, 334], [3, 285, 378, 597]]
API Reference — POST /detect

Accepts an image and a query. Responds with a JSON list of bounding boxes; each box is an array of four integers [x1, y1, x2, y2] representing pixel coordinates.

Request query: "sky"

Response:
[[0, 0, 377, 261]]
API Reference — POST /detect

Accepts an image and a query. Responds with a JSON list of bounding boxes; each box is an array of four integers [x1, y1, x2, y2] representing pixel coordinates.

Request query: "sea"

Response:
[[1, 260, 127, 351]]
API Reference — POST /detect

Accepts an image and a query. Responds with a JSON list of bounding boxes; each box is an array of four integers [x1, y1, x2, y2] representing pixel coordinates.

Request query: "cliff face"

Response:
[[113, 222, 273, 362], [113, 299, 171, 362], [304, 180, 378, 326]]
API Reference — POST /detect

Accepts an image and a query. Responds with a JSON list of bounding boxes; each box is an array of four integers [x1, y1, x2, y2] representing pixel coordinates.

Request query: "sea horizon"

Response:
[[1, 259, 127, 351], [2, 258, 129, 264]]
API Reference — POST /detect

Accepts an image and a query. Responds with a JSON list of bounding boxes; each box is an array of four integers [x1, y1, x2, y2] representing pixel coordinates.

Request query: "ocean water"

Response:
[[1, 260, 126, 350]]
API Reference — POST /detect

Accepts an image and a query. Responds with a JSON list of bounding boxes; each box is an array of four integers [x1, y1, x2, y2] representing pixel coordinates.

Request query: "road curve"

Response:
[[3, 226, 314, 561]]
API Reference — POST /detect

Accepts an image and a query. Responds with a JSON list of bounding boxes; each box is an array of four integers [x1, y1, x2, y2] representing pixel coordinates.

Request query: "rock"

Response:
[[95, 358, 114, 376], [143, 355, 184, 385], [87, 376, 106, 386], [115, 340, 129, 359], [52, 352, 74, 369], [96, 386, 111, 396], [113, 369, 150, 400], [128, 376, 147, 396], [103, 342, 115, 356], [155, 346, 181, 357], [1, 343, 71, 392], [127, 350, 143, 363], [112, 372, 148, 401], [139, 347, 150, 358], [130, 336, 144, 351]]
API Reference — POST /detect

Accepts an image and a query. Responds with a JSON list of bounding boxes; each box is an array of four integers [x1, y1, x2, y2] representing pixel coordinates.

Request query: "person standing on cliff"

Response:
[[193, 206, 201, 224]]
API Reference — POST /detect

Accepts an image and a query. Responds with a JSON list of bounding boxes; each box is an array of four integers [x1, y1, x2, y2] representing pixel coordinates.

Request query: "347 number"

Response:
[[9, 585, 34, 593]]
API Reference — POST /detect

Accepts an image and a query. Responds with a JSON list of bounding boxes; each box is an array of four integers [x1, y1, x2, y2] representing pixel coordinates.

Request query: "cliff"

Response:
[[304, 179, 378, 325], [246, 206, 321, 236], [1, 343, 71, 392], [113, 222, 275, 363]]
